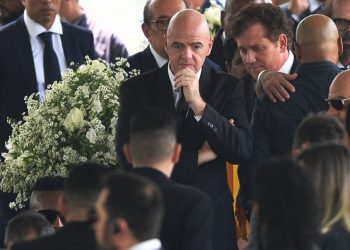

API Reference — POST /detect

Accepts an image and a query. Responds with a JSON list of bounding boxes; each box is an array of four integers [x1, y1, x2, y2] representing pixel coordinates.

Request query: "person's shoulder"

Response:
[[61, 20, 93, 37], [12, 234, 56, 250], [168, 181, 211, 205], [0, 17, 22, 37]]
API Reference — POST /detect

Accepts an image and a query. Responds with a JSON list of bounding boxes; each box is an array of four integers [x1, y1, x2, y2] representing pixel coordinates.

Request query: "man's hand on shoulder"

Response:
[[174, 68, 206, 116], [256, 70, 297, 103]]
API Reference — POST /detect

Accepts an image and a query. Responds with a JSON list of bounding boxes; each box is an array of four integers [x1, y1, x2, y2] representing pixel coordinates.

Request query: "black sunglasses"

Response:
[[333, 18, 350, 32], [325, 97, 350, 111], [38, 209, 65, 225]]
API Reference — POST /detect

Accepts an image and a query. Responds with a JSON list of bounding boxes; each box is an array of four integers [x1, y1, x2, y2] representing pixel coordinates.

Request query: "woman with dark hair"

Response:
[[297, 144, 350, 250], [252, 156, 319, 250]]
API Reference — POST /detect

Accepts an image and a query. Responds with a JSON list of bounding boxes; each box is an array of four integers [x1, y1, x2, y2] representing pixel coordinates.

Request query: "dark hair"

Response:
[[4, 211, 54, 247], [293, 112, 345, 149], [143, 0, 189, 23], [103, 173, 164, 241], [64, 163, 113, 209], [223, 36, 238, 64], [33, 176, 65, 191], [253, 156, 318, 250], [231, 3, 292, 49], [129, 109, 177, 165]]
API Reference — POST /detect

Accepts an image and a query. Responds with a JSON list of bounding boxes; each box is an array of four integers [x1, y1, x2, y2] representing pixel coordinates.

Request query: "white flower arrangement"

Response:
[[203, 0, 223, 37], [0, 57, 138, 209]]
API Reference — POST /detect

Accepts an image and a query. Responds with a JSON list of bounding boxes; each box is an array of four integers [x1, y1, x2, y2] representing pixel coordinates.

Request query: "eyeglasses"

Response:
[[333, 18, 350, 32], [38, 209, 65, 225], [325, 97, 350, 110], [146, 18, 171, 31]]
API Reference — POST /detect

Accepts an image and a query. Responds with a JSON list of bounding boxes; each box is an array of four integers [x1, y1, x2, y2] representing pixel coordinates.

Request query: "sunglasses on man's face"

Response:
[[38, 209, 65, 225], [325, 97, 350, 111]]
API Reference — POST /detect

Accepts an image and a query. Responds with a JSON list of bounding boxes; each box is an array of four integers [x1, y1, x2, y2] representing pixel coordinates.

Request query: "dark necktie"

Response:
[[176, 90, 189, 118], [39, 32, 61, 87]]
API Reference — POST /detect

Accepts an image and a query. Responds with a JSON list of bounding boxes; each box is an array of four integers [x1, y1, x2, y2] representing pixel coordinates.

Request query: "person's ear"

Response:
[[338, 36, 344, 57], [58, 194, 67, 218], [295, 42, 302, 60], [278, 34, 288, 53], [171, 143, 182, 164], [142, 23, 151, 40], [123, 144, 133, 164]]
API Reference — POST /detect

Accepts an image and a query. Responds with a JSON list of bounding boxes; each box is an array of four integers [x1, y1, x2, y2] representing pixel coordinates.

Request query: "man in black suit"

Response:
[[127, 0, 188, 74], [123, 109, 213, 250], [116, 9, 252, 250], [128, 0, 220, 74], [95, 173, 165, 250], [0, 0, 95, 245], [13, 163, 113, 250], [235, 12, 342, 215]]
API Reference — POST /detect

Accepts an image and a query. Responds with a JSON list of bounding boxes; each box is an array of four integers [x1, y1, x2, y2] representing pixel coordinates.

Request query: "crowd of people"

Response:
[[1, 0, 350, 249]]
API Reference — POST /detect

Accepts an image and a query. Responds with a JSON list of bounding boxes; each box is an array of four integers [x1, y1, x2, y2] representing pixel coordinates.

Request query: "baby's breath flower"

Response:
[[0, 57, 133, 209]]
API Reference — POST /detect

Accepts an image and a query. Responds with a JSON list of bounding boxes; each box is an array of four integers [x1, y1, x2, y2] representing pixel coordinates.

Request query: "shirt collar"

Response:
[[279, 50, 294, 74], [24, 10, 63, 38], [167, 63, 202, 90], [149, 45, 168, 68], [129, 238, 162, 250]]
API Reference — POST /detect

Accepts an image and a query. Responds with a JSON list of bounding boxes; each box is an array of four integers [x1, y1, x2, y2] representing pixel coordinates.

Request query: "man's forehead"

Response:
[[330, 78, 350, 96]]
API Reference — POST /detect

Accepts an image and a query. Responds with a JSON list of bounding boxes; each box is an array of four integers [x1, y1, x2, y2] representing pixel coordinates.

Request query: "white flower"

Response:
[[0, 57, 134, 209], [204, 2, 222, 26], [63, 108, 84, 132], [91, 60, 106, 72], [86, 129, 97, 144], [92, 99, 103, 113], [109, 117, 118, 129]]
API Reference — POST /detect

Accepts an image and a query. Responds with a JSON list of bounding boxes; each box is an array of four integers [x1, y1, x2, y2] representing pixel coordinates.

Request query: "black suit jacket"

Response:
[[116, 63, 252, 250], [134, 167, 213, 250], [208, 29, 226, 72], [127, 46, 221, 74], [12, 221, 97, 250], [239, 61, 341, 210], [0, 17, 96, 155]]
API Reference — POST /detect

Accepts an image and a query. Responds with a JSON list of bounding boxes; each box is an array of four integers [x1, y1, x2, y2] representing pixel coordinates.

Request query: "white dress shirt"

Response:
[[149, 45, 167, 68], [23, 10, 67, 99], [279, 50, 295, 74]]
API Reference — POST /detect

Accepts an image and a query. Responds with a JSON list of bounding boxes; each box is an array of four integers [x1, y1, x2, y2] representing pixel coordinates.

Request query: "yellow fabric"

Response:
[[226, 163, 250, 240]]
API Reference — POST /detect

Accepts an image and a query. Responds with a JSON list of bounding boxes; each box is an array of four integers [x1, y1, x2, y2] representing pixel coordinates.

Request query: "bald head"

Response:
[[168, 9, 210, 38], [296, 14, 341, 63], [166, 9, 213, 73], [327, 70, 350, 122]]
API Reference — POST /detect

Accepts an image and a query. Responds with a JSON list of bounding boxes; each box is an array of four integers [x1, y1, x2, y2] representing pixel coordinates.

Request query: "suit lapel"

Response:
[[153, 63, 176, 113], [145, 46, 159, 70], [14, 17, 38, 94], [60, 23, 75, 65]]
